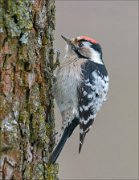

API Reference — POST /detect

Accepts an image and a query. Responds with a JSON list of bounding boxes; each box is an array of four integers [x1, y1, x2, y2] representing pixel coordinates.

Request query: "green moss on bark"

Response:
[[0, 0, 57, 179]]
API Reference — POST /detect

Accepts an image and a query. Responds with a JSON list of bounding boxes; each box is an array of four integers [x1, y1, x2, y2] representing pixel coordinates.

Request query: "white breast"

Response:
[[54, 58, 84, 116]]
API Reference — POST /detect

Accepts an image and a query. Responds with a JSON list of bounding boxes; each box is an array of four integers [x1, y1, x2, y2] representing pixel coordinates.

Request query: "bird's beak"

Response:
[[61, 35, 72, 45]]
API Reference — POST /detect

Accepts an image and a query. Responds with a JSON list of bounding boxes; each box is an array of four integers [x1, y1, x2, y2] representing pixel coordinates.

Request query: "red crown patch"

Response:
[[77, 36, 98, 44]]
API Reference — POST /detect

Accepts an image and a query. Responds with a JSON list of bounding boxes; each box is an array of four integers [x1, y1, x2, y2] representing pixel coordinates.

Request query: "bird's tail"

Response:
[[79, 132, 86, 153], [49, 118, 79, 164], [79, 118, 94, 153]]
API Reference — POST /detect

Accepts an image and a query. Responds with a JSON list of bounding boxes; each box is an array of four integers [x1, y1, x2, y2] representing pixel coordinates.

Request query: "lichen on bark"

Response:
[[0, 0, 58, 179]]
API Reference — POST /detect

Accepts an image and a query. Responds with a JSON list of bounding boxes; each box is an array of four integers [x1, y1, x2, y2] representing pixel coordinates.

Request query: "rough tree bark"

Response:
[[0, 0, 58, 179]]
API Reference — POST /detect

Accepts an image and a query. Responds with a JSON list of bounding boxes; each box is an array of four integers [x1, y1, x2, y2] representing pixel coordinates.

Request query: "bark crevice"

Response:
[[0, 0, 58, 179]]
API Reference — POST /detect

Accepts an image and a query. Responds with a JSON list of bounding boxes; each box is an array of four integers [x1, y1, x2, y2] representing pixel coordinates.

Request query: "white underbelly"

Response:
[[54, 64, 81, 114]]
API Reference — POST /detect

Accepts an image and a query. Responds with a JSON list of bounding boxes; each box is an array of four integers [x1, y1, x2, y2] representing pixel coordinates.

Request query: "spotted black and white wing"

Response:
[[78, 60, 109, 153]]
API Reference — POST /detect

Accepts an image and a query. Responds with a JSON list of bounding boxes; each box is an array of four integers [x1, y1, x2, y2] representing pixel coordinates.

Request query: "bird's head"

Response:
[[61, 35, 103, 64]]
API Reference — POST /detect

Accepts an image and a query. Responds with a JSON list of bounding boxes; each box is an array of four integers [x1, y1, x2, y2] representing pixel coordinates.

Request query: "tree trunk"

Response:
[[0, 0, 58, 179]]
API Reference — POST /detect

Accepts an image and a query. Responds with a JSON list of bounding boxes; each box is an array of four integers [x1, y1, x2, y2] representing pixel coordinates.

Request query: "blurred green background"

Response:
[[54, 1, 138, 179]]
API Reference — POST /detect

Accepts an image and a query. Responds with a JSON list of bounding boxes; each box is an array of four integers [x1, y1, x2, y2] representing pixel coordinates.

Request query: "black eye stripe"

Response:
[[78, 39, 102, 59], [79, 42, 84, 47]]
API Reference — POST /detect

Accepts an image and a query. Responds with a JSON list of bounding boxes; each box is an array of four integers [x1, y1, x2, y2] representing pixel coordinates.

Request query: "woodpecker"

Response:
[[49, 35, 109, 164]]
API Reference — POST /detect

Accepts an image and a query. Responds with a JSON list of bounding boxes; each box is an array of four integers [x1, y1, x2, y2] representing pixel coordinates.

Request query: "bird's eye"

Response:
[[79, 43, 84, 47]]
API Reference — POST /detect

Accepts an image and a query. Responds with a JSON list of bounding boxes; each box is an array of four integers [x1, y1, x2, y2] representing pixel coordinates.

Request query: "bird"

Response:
[[49, 35, 109, 164]]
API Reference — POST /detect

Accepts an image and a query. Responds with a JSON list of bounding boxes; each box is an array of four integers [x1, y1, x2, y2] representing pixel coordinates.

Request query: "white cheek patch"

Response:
[[82, 41, 103, 65], [90, 49, 103, 64]]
